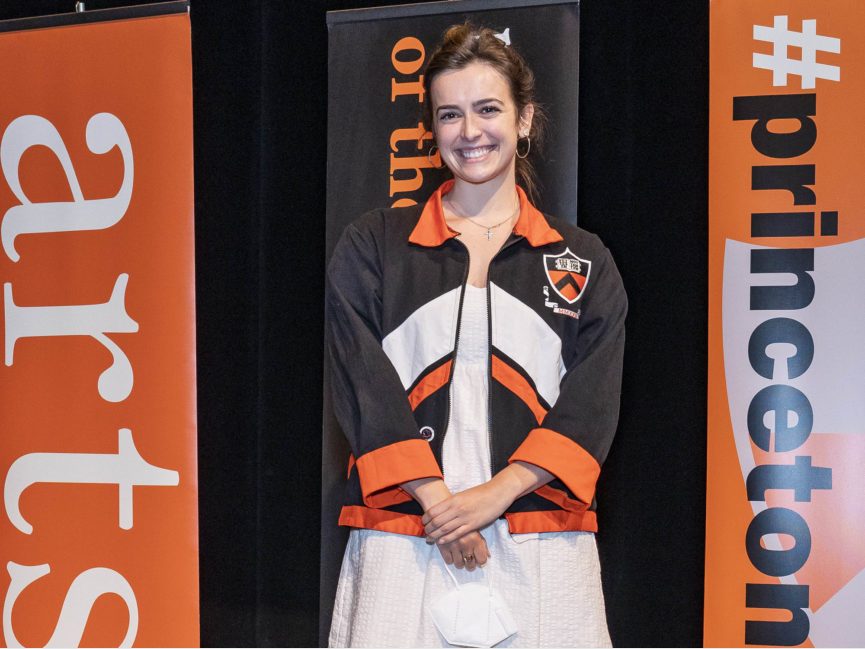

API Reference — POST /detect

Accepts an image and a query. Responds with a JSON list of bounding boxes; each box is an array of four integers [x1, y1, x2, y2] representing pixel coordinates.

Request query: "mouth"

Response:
[[457, 145, 497, 161]]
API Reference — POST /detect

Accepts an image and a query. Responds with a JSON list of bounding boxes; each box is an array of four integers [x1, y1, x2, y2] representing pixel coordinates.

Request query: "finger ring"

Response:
[[463, 553, 474, 562]]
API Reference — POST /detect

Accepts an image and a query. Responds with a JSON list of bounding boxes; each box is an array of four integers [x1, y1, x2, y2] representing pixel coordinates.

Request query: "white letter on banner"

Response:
[[4, 428, 178, 535], [3, 562, 138, 648], [4, 274, 138, 402], [0, 113, 133, 263]]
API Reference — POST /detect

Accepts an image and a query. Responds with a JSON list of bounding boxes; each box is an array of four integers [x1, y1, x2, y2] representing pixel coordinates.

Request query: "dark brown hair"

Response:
[[422, 23, 547, 201]]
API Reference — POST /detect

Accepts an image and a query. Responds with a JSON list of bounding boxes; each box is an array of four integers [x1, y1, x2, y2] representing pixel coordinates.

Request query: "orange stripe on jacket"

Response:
[[362, 487, 413, 509], [534, 484, 588, 514], [341, 506, 597, 536], [509, 428, 600, 506], [339, 505, 425, 536], [512, 184, 564, 247], [505, 509, 597, 534], [355, 438, 442, 505], [491, 355, 548, 425], [408, 360, 452, 411]]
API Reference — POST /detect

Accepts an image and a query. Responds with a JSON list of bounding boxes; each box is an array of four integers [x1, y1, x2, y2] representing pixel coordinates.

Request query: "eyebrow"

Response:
[[436, 98, 504, 112]]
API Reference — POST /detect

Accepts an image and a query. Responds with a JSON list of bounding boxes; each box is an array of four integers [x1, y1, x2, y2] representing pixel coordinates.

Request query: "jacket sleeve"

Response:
[[326, 217, 443, 507], [508, 245, 627, 506]]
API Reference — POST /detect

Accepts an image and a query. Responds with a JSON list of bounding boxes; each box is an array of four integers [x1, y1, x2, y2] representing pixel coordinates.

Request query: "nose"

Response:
[[461, 112, 481, 140]]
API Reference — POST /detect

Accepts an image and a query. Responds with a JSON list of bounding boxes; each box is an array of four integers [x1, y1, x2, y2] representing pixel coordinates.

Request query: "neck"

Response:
[[446, 172, 519, 221]]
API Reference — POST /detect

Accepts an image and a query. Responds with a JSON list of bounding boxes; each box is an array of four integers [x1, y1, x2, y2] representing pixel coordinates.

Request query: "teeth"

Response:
[[461, 146, 494, 159]]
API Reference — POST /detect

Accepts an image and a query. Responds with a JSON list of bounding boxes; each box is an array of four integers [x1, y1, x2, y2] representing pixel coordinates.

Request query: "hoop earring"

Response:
[[516, 136, 531, 159], [427, 144, 445, 169]]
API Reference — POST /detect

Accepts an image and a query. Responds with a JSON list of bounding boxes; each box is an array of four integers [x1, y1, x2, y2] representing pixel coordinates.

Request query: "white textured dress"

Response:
[[329, 285, 611, 648]]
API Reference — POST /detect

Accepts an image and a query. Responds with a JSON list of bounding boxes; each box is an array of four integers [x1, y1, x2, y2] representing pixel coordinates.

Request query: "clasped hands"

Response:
[[403, 462, 554, 572], [423, 481, 511, 571]]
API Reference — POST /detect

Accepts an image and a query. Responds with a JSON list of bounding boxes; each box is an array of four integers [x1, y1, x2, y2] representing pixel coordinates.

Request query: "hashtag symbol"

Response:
[[753, 16, 840, 89]]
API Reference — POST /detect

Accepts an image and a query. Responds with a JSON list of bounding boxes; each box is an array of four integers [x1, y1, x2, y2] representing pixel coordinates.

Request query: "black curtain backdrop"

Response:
[[0, 1, 708, 647]]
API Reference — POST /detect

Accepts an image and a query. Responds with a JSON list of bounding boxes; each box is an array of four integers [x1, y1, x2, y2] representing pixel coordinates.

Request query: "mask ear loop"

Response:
[[438, 549, 494, 595], [440, 554, 461, 590]]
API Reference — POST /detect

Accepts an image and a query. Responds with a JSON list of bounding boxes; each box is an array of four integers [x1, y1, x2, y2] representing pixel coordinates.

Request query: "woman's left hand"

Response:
[[422, 481, 513, 544], [422, 462, 556, 544]]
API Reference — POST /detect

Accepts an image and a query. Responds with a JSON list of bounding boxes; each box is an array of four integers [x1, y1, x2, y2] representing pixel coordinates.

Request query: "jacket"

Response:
[[326, 180, 627, 536]]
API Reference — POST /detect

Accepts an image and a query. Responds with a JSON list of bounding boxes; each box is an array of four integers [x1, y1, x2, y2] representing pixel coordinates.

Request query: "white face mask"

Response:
[[428, 560, 518, 647]]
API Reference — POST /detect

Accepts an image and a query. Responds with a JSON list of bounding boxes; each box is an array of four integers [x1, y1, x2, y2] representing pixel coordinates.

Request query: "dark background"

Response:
[[0, 0, 708, 646]]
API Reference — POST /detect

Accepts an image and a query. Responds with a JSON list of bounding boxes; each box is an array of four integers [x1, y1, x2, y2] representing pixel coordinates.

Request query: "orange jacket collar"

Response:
[[408, 180, 563, 248]]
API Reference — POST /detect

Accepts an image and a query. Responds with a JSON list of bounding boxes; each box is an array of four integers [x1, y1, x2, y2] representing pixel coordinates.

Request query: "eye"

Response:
[[480, 105, 501, 115], [438, 111, 459, 122]]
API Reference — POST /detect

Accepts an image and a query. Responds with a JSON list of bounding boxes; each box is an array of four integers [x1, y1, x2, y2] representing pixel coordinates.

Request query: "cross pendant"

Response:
[[485, 229, 494, 241]]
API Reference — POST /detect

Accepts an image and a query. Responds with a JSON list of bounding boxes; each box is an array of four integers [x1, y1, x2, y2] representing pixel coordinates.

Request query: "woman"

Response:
[[327, 23, 626, 647]]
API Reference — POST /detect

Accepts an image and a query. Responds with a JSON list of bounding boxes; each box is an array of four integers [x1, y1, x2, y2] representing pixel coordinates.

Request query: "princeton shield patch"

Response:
[[544, 248, 591, 304]]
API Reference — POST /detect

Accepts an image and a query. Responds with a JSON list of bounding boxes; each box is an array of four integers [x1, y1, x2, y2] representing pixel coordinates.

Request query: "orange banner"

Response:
[[707, 1, 865, 646], [0, 9, 198, 648]]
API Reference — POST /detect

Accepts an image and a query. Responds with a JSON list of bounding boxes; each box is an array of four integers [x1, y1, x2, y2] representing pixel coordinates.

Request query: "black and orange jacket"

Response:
[[326, 180, 627, 536]]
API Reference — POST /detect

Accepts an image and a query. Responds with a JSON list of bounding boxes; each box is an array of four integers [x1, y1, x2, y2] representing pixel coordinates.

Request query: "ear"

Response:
[[518, 103, 535, 137]]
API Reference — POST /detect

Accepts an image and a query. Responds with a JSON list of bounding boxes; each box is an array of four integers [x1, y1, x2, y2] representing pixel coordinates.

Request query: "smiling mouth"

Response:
[[458, 145, 496, 160]]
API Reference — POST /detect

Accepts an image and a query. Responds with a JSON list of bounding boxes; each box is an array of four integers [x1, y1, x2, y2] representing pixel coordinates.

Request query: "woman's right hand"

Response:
[[402, 477, 490, 570], [437, 530, 490, 571]]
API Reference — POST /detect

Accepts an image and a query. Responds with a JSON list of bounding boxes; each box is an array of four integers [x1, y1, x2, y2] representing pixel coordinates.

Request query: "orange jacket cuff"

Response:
[[508, 427, 600, 505], [355, 438, 443, 501], [339, 505, 425, 536]]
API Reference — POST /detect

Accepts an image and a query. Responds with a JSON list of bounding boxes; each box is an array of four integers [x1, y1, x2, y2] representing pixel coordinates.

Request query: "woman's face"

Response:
[[430, 61, 533, 188]]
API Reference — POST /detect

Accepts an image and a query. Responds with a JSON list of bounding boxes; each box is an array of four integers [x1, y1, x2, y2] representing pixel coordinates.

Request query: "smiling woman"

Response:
[[326, 23, 626, 648], [422, 24, 547, 204], [431, 62, 530, 189]]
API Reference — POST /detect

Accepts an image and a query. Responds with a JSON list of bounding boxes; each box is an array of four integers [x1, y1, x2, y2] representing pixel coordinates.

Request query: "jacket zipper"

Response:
[[485, 234, 524, 479], [440, 238, 471, 484], [444, 233, 523, 488]]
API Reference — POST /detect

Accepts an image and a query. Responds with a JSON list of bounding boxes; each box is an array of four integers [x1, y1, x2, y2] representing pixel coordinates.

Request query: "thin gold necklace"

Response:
[[447, 199, 520, 241]]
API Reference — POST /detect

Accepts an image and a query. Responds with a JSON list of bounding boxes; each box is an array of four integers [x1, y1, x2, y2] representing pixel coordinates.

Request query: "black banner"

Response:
[[322, 1, 580, 641]]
